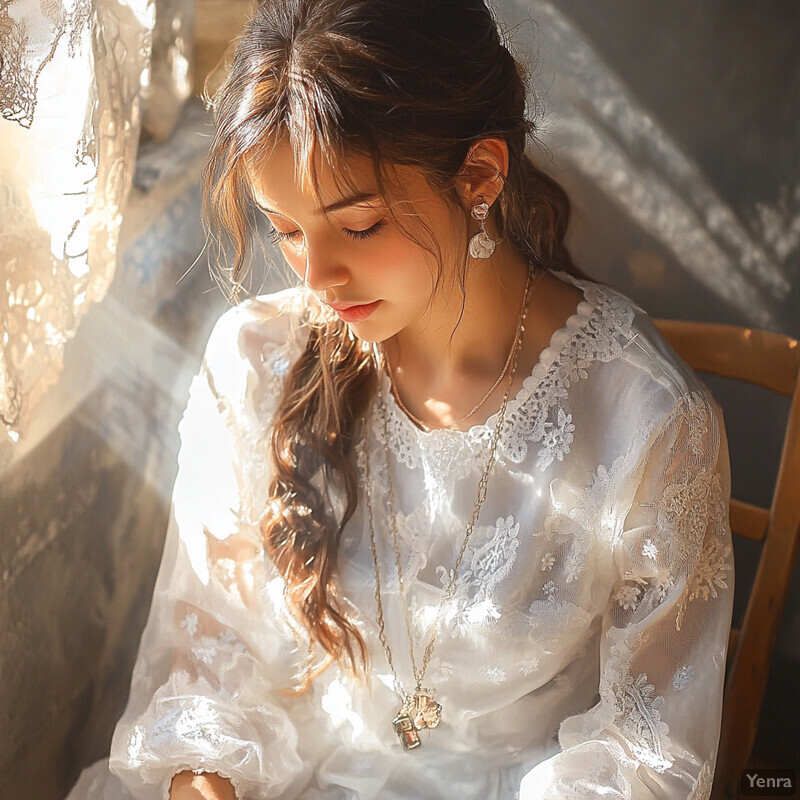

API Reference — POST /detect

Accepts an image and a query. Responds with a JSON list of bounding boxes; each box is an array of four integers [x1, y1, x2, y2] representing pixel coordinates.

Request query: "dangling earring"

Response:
[[468, 197, 496, 259]]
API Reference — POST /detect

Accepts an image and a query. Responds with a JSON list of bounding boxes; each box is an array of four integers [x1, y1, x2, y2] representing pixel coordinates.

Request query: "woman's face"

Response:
[[246, 139, 466, 343]]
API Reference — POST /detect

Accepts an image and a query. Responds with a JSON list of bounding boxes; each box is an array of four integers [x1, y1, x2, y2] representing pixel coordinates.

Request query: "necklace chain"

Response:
[[385, 329, 516, 432], [383, 273, 536, 432], [363, 269, 536, 742]]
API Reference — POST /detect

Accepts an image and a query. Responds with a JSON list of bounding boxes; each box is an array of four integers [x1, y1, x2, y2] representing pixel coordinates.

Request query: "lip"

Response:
[[327, 299, 382, 323]]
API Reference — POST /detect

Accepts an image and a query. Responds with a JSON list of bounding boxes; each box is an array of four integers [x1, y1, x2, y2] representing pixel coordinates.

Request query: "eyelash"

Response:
[[268, 219, 386, 246]]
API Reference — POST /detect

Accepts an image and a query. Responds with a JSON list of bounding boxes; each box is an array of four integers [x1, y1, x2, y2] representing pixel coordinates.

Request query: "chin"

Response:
[[348, 319, 400, 346]]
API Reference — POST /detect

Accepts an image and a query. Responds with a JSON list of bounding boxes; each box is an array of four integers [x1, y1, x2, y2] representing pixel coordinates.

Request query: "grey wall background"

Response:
[[0, 3, 797, 799]]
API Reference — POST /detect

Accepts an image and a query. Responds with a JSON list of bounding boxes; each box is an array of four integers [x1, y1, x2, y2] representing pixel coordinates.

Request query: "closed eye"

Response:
[[268, 219, 386, 246]]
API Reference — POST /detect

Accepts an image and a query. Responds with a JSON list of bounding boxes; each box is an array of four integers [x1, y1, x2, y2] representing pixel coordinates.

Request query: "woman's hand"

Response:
[[169, 770, 238, 800]]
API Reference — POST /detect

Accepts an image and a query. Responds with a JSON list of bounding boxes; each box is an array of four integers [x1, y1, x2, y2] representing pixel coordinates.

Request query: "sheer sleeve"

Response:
[[107, 305, 308, 800], [519, 388, 735, 800]]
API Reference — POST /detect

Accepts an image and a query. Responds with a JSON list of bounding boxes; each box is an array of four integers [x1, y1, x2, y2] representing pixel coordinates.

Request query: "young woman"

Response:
[[67, 1, 735, 798]]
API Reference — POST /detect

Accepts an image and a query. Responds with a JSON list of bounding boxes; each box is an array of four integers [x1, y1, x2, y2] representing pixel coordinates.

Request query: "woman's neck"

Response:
[[381, 242, 534, 426]]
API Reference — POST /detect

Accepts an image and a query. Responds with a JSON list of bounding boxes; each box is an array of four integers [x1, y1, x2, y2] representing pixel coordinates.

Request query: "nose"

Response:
[[301, 248, 349, 295]]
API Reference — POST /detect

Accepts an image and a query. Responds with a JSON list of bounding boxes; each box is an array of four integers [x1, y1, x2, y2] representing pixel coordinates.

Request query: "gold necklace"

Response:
[[363, 271, 533, 750], [383, 269, 538, 432]]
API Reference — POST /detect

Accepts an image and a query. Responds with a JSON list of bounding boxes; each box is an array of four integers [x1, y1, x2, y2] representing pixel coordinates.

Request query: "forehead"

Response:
[[244, 138, 379, 211]]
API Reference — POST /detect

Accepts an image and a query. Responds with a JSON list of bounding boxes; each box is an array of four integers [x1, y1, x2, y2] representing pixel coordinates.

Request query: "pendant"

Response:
[[392, 711, 421, 750], [468, 230, 496, 259], [410, 688, 442, 730], [392, 689, 443, 750]]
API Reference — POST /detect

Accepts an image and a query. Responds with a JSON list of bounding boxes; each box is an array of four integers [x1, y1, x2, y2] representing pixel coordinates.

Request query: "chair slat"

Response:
[[730, 498, 769, 542], [652, 317, 800, 800], [652, 319, 799, 396]]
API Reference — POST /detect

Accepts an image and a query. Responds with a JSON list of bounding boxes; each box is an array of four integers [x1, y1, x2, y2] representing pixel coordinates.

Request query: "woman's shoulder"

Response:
[[554, 270, 724, 435], [200, 284, 310, 406], [562, 272, 714, 398], [212, 284, 308, 344]]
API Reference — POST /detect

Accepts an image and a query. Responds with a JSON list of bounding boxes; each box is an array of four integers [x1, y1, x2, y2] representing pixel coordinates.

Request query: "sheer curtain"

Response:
[[0, 0, 193, 451]]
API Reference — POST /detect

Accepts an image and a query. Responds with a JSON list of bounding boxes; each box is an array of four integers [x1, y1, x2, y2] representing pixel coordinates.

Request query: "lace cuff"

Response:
[[162, 764, 248, 800], [519, 388, 734, 800]]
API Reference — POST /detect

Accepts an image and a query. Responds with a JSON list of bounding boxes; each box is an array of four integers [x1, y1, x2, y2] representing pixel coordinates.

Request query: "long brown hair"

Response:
[[201, 0, 591, 691]]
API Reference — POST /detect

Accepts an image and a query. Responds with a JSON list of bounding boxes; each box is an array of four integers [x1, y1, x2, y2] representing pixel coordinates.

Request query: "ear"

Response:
[[456, 137, 509, 210]]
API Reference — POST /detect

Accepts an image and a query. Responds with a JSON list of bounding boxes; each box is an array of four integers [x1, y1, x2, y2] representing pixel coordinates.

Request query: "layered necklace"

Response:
[[362, 268, 536, 750]]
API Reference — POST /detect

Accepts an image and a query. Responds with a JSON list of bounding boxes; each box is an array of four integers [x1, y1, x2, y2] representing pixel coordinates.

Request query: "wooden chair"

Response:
[[651, 318, 800, 799]]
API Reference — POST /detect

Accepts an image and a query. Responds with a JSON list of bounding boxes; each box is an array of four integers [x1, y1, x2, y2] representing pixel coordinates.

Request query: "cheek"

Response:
[[373, 230, 436, 288]]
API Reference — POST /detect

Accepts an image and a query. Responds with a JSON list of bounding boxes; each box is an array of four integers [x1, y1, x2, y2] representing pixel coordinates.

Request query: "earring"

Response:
[[468, 198, 496, 258]]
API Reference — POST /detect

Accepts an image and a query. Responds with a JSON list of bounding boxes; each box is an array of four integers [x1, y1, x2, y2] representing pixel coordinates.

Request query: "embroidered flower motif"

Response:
[[612, 575, 648, 611], [537, 406, 576, 470], [263, 346, 290, 376], [519, 657, 540, 675], [429, 658, 456, 681], [538, 449, 636, 584], [602, 635, 674, 772], [652, 569, 675, 604], [192, 639, 219, 665], [219, 628, 246, 654], [526, 600, 593, 652], [541, 579, 556, 602], [642, 538, 658, 559], [672, 664, 695, 691], [190, 629, 245, 666], [541, 552, 556, 571], [468, 516, 520, 595], [439, 515, 520, 633], [479, 665, 507, 685], [180, 612, 199, 638]]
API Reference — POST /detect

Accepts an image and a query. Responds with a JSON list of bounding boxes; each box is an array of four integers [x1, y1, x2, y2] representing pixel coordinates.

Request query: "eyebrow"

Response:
[[257, 191, 381, 217]]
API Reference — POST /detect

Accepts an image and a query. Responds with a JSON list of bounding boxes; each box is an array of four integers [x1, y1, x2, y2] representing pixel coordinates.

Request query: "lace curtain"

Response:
[[0, 0, 193, 449]]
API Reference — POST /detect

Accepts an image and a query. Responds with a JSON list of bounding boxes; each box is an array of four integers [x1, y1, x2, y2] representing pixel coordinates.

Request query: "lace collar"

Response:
[[374, 271, 637, 472]]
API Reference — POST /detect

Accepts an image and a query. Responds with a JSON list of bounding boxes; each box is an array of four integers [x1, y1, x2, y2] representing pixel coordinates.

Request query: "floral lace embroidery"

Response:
[[260, 340, 292, 408], [179, 612, 246, 670], [519, 657, 541, 675], [652, 392, 732, 630], [379, 279, 637, 477], [478, 665, 508, 685], [441, 515, 521, 604], [392, 506, 434, 587], [537, 428, 655, 586], [611, 391, 732, 630], [688, 759, 715, 800], [126, 670, 251, 800], [672, 664, 695, 691], [526, 600, 593, 655], [612, 576, 648, 611], [601, 633, 674, 773]]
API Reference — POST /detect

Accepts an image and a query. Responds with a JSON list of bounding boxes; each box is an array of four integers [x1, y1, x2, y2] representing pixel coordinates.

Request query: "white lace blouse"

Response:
[[66, 269, 735, 800]]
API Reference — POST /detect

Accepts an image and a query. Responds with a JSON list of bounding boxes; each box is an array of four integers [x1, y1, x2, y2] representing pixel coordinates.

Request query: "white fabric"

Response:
[[0, 0, 155, 441], [65, 269, 734, 800]]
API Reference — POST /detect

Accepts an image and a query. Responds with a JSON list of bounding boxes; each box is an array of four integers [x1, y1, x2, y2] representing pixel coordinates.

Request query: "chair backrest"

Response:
[[651, 318, 800, 800]]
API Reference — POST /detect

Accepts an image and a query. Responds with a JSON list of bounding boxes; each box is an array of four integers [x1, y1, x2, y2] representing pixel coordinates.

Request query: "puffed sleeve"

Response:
[[107, 304, 308, 800], [519, 387, 735, 799]]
